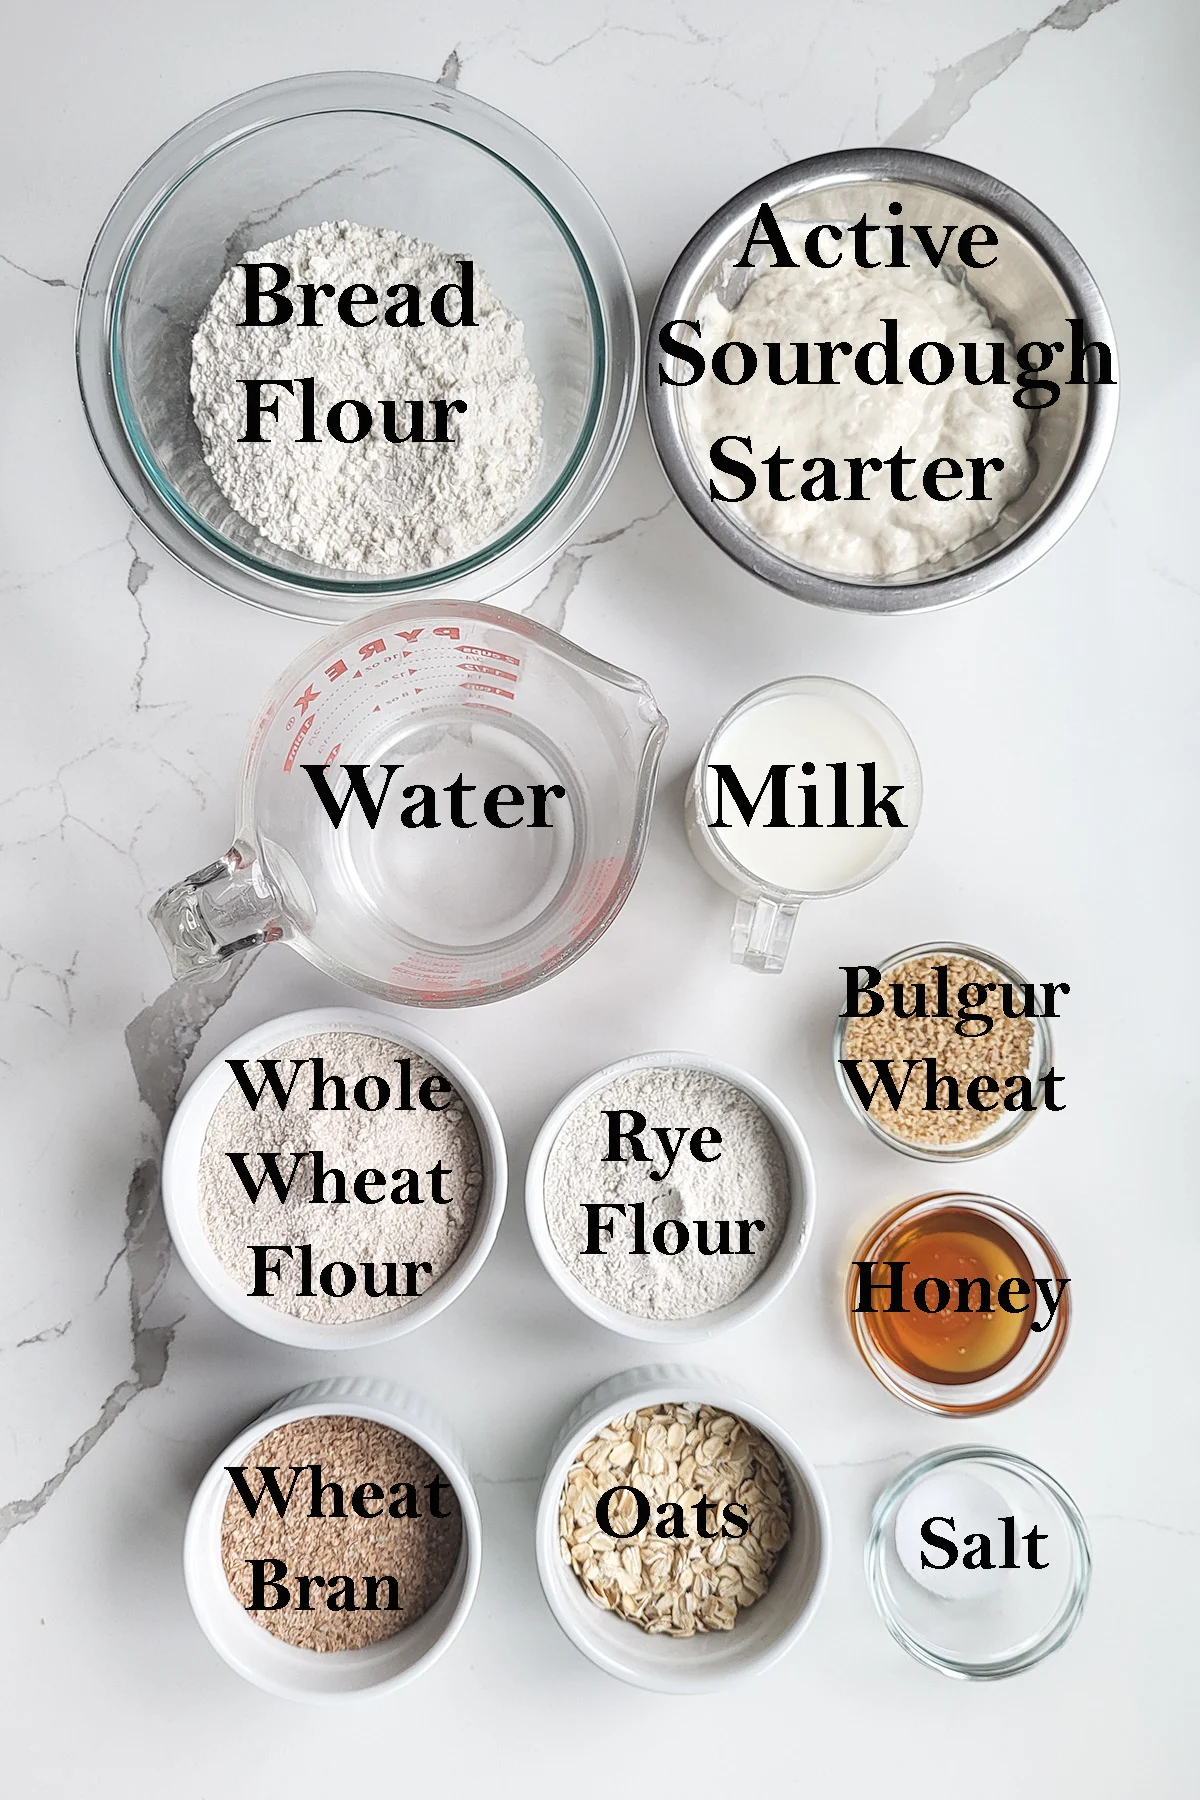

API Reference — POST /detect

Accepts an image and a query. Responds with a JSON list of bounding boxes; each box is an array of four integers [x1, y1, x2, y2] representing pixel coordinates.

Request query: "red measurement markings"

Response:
[[458, 681, 516, 700], [283, 712, 315, 772], [565, 857, 624, 937]]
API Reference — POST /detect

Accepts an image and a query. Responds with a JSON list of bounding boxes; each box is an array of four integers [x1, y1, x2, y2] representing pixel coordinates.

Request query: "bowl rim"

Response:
[[162, 1005, 508, 1347], [524, 1050, 816, 1342], [108, 110, 605, 594], [76, 70, 639, 620], [864, 1443, 1091, 1678], [534, 1364, 832, 1691], [644, 145, 1119, 614], [183, 1376, 482, 1700], [832, 938, 1055, 1161]]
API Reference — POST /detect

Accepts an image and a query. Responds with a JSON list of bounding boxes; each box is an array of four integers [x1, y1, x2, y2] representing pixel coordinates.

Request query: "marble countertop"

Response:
[[1, 0, 1195, 1791]]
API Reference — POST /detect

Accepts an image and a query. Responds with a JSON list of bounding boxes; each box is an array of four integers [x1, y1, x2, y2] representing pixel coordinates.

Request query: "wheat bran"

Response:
[[221, 1413, 461, 1651]]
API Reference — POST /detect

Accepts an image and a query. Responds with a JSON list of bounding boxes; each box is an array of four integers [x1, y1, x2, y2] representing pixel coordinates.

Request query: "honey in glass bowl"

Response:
[[848, 1193, 1070, 1415], [858, 1202, 1036, 1386]]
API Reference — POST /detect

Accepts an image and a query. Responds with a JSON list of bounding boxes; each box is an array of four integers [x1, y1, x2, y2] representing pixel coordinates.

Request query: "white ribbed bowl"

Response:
[[535, 1365, 830, 1692], [164, 1007, 506, 1347], [184, 1376, 482, 1701]]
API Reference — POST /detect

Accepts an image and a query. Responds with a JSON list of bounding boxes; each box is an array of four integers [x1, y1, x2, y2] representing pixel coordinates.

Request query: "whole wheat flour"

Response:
[[197, 1030, 482, 1322]]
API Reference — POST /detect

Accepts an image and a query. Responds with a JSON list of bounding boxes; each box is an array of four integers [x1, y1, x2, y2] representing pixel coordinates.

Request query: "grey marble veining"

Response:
[[886, 0, 1125, 149]]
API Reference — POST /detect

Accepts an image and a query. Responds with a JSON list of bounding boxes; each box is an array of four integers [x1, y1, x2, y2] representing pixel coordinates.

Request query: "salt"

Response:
[[894, 1468, 1013, 1600]]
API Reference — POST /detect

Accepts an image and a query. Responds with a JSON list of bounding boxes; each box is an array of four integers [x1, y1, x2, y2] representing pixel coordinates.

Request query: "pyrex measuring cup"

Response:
[[686, 676, 921, 974], [151, 601, 667, 1005]]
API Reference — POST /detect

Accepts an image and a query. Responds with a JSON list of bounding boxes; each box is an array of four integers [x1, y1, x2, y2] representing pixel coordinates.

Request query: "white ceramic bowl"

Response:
[[184, 1376, 482, 1701], [535, 1365, 830, 1692], [164, 1007, 506, 1347], [525, 1052, 815, 1341]]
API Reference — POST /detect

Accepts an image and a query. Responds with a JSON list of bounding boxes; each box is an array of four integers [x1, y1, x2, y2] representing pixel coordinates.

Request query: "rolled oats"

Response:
[[558, 1402, 792, 1637]]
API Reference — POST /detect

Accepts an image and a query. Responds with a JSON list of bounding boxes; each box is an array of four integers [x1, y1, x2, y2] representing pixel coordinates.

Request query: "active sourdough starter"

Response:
[[686, 235, 1032, 576], [190, 221, 543, 574]]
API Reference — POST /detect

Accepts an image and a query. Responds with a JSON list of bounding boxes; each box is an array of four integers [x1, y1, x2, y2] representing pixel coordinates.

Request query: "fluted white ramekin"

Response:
[[525, 1052, 815, 1342], [535, 1364, 830, 1692], [184, 1376, 482, 1701]]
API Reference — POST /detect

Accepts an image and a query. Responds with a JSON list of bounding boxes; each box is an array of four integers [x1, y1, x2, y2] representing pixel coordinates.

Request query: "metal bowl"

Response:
[[645, 148, 1117, 614]]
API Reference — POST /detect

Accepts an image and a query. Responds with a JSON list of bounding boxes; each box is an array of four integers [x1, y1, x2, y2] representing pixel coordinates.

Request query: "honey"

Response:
[[855, 1203, 1036, 1386]]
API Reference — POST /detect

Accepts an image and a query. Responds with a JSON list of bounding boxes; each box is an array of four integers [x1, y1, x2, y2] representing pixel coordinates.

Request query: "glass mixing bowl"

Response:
[[77, 72, 638, 621]]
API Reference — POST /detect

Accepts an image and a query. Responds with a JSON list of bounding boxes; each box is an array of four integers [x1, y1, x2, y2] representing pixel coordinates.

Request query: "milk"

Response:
[[701, 689, 909, 893]]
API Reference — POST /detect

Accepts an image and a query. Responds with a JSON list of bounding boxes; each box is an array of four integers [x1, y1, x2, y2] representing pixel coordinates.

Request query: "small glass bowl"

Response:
[[845, 1192, 1071, 1416], [832, 940, 1055, 1162], [865, 1446, 1091, 1679], [77, 72, 638, 621]]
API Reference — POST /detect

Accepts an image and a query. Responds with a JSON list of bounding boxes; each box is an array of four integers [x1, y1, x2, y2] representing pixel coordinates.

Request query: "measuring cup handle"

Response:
[[730, 896, 800, 974], [149, 847, 286, 979]]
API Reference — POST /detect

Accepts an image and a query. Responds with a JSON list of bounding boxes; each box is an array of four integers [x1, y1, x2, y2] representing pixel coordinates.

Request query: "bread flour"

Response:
[[190, 220, 543, 574]]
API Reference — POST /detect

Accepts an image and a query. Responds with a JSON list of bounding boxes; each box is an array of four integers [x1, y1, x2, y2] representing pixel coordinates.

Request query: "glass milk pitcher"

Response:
[[151, 602, 667, 1006], [686, 676, 922, 974]]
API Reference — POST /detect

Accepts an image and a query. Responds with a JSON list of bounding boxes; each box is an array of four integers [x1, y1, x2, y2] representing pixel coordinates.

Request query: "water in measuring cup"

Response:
[[329, 709, 581, 950]]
